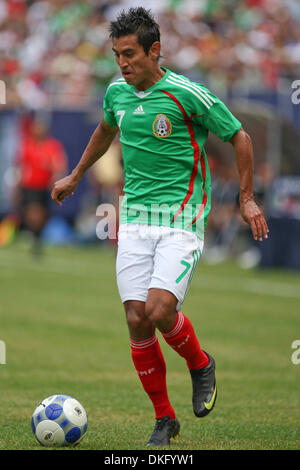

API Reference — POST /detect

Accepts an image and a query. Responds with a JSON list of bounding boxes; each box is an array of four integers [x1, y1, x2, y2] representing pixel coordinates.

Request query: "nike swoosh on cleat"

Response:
[[203, 385, 217, 410]]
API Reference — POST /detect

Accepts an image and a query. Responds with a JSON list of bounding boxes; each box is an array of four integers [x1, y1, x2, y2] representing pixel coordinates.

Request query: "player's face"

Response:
[[112, 35, 161, 90]]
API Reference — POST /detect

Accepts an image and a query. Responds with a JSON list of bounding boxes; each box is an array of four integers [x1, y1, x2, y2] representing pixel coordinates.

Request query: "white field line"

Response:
[[0, 248, 102, 274], [0, 258, 90, 277], [0, 249, 94, 267], [245, 280, 300, 299], [1, 251, 300, 298], [193, 275, 300, 299]]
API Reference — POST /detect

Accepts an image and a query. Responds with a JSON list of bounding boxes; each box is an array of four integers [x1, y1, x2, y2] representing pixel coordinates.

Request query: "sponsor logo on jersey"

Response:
[[152, 113, 172, 138], [133, 105, 145, 114]]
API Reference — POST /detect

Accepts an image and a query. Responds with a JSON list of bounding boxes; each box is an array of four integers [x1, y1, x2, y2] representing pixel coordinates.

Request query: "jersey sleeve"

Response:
[[192, 85, 242, 142], [102, 87, 118, 127]]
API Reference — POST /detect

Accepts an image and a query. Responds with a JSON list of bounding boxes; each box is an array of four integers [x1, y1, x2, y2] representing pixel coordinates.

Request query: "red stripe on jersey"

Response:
[[187, 152, 208, 228], [159, 89, 205, 225]]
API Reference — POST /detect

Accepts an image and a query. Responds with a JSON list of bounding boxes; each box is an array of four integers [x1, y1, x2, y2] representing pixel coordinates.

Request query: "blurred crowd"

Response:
[[1, 0, 300, 269], [1, 0, 300, 109]]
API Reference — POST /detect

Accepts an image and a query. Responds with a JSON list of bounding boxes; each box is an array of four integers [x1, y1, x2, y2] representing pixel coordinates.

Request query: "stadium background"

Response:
[[0, 0, 299, 451]]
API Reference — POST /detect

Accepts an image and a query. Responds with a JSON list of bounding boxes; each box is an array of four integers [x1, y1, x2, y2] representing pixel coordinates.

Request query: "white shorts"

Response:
[[116, 224, 204, 310]]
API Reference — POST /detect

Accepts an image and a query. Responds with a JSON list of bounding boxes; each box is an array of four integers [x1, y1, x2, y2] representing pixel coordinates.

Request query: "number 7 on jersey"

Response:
[[117, 110, 126, 129]]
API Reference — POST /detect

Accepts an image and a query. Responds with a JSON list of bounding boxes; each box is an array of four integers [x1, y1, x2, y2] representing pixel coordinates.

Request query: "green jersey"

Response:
[[103, 67, 241, 239]]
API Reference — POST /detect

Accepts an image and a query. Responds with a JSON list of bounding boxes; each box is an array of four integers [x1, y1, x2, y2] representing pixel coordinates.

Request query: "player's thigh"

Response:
[[149, 229, 204, 308], [116, 225, 155, 303]]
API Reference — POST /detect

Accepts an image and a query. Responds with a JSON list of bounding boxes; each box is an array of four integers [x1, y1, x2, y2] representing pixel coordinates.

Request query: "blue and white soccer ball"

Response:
[[31, 394, 88, 447]]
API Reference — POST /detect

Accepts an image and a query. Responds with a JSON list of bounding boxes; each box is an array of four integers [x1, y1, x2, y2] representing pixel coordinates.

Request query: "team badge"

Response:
[[152, 114, 172, 138]]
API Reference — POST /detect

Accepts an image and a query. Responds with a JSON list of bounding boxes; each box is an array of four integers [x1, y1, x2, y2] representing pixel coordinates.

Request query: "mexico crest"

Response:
[[153, 114, 172, 138]]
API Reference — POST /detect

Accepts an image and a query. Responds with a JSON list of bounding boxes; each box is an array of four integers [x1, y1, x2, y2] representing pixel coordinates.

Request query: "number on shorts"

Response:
[[176, 260, 191, 284]]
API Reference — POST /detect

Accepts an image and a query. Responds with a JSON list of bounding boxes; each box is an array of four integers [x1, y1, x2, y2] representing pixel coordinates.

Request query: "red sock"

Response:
[[162, 311, 209, 370], [130, 335, 175, 420]]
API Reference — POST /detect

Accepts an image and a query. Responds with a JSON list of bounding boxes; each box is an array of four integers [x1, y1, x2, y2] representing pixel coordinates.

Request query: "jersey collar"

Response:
[[130, 67, 170, 97]]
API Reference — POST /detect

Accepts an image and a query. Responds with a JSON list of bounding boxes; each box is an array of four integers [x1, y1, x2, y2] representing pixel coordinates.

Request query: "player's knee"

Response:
[[145, 299, 172, 327], [125, 303, 149, 331]]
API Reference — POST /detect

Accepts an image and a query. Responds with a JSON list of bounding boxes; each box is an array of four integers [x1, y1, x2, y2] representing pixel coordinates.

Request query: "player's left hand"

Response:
[[239, 198, 269, 241]]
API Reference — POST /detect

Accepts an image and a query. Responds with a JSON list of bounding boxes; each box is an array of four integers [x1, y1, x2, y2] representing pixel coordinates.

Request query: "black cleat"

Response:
[[147, 415, 180, 446], [190, 351, 217, 418]]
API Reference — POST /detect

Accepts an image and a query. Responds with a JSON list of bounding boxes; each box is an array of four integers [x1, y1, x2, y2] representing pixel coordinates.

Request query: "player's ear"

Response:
[[149, 41, 161, 61]]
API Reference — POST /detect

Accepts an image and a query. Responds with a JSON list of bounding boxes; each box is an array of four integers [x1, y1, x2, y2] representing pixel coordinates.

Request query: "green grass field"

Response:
[[0, 239, 299, 450]]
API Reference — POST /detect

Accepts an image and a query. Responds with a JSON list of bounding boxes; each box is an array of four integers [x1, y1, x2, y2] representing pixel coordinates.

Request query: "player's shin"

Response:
[[162, 311, 209, 370], [130, 335, 176, 419]]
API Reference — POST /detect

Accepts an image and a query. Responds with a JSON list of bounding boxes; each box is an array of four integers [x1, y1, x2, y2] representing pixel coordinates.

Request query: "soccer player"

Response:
[[51, 7, 269, 446]]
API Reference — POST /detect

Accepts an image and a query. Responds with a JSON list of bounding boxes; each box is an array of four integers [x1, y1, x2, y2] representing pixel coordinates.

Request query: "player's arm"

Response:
[[230, 127, 269, 241], [51, 119, 118, 206]]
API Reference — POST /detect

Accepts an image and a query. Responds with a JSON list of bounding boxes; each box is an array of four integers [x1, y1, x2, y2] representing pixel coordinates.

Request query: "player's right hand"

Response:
[[51, 174, 78, 206]]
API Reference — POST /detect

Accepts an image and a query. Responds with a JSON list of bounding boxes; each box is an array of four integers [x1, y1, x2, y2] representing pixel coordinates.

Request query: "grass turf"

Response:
[[0, 239, 299, 450]]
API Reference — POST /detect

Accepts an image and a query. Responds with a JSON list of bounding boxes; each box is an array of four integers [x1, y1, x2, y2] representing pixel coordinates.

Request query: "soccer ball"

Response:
[[31, 394, 88, 447]]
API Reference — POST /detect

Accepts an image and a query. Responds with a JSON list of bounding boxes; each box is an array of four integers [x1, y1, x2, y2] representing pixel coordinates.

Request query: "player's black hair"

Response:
[[109, 7, 161, 56]]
